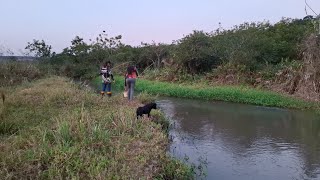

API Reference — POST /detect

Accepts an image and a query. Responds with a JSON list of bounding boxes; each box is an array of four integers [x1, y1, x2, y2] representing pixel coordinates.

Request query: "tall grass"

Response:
[[0, 77, 193, 179], [100, 76, 316, 110], [0, 61, 44, 87]]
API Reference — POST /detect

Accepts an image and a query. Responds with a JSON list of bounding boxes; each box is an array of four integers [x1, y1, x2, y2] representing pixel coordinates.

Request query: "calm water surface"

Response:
[[157, 98, 320, 180]]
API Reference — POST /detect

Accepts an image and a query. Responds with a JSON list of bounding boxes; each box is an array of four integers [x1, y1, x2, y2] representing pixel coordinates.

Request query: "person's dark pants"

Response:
[[101, 83, 112, 96], [126, 78, 136, 101]]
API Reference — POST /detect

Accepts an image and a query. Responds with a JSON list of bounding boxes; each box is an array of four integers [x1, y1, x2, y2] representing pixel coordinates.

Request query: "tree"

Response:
[[91, 31, 123, 55], [69, 36, 90, 56], [89, 31, 124, 64], [60, 36, 91, 63], [174, 30, 220, 74], [140, 41, 169, 69], [25, 39, 53, 57]]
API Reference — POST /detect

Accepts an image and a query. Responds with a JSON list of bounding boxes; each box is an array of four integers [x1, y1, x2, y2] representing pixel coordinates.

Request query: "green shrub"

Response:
[[137, 92, 158, 104], [0, 61, 43, 86]]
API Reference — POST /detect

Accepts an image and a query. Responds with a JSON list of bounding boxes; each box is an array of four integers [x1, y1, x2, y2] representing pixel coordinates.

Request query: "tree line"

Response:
[[26, 17, 317, 80]]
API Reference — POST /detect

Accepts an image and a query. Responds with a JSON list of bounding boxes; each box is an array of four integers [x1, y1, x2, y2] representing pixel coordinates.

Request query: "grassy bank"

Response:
[[96, 76, 317, 110], [0, 77, 192, 179]]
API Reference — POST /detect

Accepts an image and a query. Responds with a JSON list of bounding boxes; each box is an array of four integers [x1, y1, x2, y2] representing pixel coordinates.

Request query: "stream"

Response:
[[157, 97, 320, 180]]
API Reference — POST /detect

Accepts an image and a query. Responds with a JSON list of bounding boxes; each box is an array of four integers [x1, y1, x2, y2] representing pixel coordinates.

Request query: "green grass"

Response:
[[0, 77, 193, 179], [94, 76, 317, 110]]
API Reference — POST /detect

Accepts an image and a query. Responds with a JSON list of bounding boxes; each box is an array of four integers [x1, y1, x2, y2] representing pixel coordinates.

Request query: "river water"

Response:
[[157, 97, 320, 180]]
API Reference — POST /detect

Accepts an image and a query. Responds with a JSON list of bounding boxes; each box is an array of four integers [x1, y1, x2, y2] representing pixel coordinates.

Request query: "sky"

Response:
[[0, 0, 319, 54]]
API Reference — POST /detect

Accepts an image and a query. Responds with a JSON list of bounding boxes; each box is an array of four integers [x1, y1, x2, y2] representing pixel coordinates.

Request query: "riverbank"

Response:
[[96, 76, 318, 111], [0, 77, 192, 179]]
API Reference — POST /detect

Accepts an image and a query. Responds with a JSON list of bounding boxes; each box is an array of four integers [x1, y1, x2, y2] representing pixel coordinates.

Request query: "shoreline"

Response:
[[94, 76, 318, 111]]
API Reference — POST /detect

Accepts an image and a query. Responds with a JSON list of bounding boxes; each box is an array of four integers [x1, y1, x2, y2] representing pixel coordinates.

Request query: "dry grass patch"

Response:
[[0, 77, 192, 179]]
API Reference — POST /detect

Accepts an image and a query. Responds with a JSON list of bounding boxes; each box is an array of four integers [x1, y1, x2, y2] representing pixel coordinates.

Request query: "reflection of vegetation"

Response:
[[4, 15, 319, 179], [169, 98, 320, 178]]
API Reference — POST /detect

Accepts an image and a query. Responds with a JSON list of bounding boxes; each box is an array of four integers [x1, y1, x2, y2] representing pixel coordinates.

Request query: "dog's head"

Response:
[[151, 102, 157, 109]]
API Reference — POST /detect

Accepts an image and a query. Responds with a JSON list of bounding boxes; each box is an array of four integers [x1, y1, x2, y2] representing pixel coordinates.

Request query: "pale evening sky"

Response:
[[0, 0, 319, 54]]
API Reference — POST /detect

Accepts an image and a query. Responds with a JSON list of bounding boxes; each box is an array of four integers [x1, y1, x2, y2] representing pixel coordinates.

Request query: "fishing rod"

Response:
[[305, 0, 320, 35], [305, 0, 318, 16], [112, 61, 134, 70]]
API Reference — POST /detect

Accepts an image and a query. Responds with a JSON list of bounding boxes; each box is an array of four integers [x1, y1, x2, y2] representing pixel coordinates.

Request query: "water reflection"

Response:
[[158, 98, 320, 180]]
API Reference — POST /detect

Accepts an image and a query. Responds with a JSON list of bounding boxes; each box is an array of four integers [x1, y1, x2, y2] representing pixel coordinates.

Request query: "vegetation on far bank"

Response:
[[94, 76, 317, 111], [0, 76, 193, 179], [13, 16, 320, 102]]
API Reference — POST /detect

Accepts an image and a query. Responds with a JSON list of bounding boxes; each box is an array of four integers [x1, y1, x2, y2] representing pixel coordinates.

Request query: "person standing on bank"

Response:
[[125, 65, 138, 101], [100, 61, 114, 97]]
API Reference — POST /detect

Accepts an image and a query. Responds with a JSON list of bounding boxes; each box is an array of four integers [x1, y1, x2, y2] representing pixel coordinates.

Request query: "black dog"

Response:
[[136, 102, 157, 119]]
